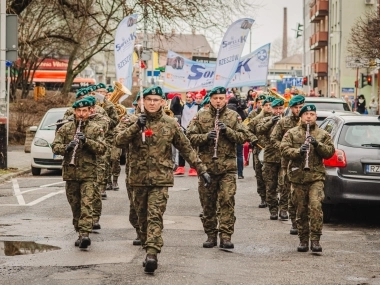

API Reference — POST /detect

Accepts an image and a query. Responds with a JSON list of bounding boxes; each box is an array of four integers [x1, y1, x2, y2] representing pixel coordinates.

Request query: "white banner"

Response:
[[163, 51, 215, 93], [114, 14, 138, 90], [228, 43, 270, 88], [213, 18, 254, 88]]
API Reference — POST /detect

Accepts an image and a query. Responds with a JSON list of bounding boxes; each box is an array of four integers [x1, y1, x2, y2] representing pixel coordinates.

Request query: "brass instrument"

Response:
[[268, 88, 290, 107], [134, 44, 145, 143], [212, 108, 220, 160], [105, 81, 131, 119], [304, 123, 310, 171], [69, 119, 82, 167]]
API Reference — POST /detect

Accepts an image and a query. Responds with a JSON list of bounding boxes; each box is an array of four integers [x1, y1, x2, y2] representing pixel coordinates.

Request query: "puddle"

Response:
[[0, 241, 60, 256]]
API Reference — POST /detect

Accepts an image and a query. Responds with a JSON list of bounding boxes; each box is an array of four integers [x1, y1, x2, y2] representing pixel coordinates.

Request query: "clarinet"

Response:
[[69, 119, 82, 167], [304, 123, 310, 171], [212, 108, 220, 160]]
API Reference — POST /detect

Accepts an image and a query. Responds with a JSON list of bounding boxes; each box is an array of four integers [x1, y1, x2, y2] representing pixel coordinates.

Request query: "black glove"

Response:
[[201, 172, 211, 188], [77, 132, 86, 144], [218, 122, 227, 134], [136, 114, 147, 129], [300, 144, 309, 155], [307, 136, 318, 147], [250, 140, 258, 148], [65, 140, 78, 152], [207, 130, 217, 140], [272, 116, 281, 123], [55, 119, 64, 132]]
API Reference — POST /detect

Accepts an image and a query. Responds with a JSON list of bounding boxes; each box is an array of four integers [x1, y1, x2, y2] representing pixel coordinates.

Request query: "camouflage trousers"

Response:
[[291, 181, 324, 242], [108, 147, 121, 181], [133, 186, 169, 253], [65, 181, 95, 234], [253, 153, 266, 198], [126, 184, 139, 231], [262, 162, 281, 215], [97, 148, 110, 186], [284, 171, 296, 223], [198, 172, 236, 239], [92, 183, 102, 219]]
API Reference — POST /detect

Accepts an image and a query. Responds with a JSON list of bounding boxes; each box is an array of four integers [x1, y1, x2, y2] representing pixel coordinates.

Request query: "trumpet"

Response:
[[304, 123, 310, 171], [212, 108, 220, 160], [69, 119, 82, 167]]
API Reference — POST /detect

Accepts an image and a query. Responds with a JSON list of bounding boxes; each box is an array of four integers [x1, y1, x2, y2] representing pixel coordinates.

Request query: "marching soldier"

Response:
[[256, 98, 285, 220], [270, 95, 305, 234], [115, 86, 210, 273], [247, 95, 273, 208], [52, 97, 106, 249], [280, 104, 334, 252], [187, 86, 257, 249], [247, 94, 266, 121]]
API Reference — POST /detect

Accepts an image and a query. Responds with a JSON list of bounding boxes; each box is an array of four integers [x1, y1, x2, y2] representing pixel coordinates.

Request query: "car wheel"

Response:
[[31, 167, 41, 176], [322, 203, 333, 223]]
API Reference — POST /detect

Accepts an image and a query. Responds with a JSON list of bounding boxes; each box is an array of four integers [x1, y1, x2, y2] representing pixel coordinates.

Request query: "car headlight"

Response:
[[33, 137, 50, 147]]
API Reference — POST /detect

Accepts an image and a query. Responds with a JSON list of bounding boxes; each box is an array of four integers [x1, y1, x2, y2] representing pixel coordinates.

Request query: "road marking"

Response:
[[27, 190, 65, 206], [12, 179, 25, 205], [22, 181, 65, 194]]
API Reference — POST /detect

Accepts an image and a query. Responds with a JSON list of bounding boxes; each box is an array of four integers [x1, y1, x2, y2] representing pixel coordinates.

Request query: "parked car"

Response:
[[30, 107, 68, 175], [319, 114, 380, 221]]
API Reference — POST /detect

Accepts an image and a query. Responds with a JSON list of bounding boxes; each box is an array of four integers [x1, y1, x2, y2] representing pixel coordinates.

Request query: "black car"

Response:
[[319, 114, 380, 221]]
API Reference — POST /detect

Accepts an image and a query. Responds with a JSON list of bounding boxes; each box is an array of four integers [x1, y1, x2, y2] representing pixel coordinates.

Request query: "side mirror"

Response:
[[29, 126, 38, 132]]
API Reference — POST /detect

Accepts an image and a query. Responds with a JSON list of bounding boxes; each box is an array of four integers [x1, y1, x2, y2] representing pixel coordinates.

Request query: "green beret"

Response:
[[132, 100, 138, 106], [86, 96, 96, 106], [289, 95, 305, 107], [72, 97, 94, 108], [271, 99, 284, 107], [255, 94, 266, 102], [201, 96, 210, 107], [207, 86, 227, 97], [96, 83, 106, 90], [143, 86, 164, 98], [299, 104, 316, 117], [76, 88, 89, 99], [262, 96, 275, 106], [87, 85, 97, 92], [107, 86, 114, 93]]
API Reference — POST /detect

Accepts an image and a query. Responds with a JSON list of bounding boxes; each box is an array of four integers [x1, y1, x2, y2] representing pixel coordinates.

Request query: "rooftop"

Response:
[[275, 54, 303, 65]]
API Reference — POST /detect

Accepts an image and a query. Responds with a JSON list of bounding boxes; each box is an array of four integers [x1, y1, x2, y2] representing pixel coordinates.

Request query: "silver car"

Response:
[[319, 114, 380, 221]]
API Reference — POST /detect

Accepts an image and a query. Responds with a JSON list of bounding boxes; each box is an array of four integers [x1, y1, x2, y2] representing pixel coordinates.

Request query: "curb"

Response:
[[0, 168, 31, 184]]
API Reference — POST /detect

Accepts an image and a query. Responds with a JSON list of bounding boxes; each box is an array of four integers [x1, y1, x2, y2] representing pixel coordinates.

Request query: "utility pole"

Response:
[[282, 7, 288, 60]]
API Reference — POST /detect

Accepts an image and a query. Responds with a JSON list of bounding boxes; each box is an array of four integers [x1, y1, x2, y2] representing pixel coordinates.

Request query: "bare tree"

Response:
[[269, 37, 303, 67]]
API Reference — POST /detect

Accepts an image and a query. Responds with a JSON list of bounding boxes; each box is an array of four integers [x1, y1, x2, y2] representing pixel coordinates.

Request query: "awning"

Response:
[[30, 70, 96, 84]]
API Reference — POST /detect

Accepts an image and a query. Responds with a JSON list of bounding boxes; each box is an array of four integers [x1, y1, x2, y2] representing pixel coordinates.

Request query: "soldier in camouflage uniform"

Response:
[[187, 86, 257, 249], [280, 104, 334, 252], [270, 95, 304, 234], [115, 86, 210, 273], [246, 94, 265, 122], [52, 97, 106, 249], [247, 95, 273, 208], [256, 98, 285, 220]]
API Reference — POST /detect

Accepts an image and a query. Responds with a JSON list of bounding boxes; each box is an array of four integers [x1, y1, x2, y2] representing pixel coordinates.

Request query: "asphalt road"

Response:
[[0, 164, 380, 285]]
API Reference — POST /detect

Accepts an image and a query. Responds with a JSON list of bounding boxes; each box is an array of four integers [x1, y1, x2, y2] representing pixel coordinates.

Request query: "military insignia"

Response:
[[151, 89, 156, 95], [79, 102, 83, 107], [216, 89, 220, 94], [307, 106, 311, 111]]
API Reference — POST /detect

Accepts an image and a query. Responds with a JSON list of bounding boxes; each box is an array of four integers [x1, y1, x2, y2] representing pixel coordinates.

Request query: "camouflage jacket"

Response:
[[280, 123, 335, 183], [186, 105, 247, 175], [270, 114, 300, 167], [256, 115, 281, 163], [247, 108, 261, 120], [115, 108, 206, 186], [102, 100, 119, 129], [247, 111, 272, 155], [52, 119, 106, 181]]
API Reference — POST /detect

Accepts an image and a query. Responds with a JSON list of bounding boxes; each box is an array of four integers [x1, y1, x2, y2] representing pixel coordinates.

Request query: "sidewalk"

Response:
[[0, 145, 31, 184]]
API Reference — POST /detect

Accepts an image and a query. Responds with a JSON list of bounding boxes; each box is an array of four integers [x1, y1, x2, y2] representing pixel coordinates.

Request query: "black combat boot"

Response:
[[106, 182, 113, 190], [101, 185, 107, 200], [79, 233, 91, 249], [270, 213, 278, 220], [219, 238, 234, 249], [92, 217, 101, 230], [279, 210, 289, 220], [258, 197, 267, 208], [297, 241, 309, 252], [133, 229, 142, 245], [199, 211, 203, 217], [290, 222, 298, 235], [74, 235, 81, 247], [203, 236, 217, 248], [112, 178, 119, 191], [311, 240, 322, 252], [143, 254, 158, 273]]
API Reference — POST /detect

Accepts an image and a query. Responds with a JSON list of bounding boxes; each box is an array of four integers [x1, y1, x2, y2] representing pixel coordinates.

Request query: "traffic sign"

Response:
[[147, 70, 160, 76]]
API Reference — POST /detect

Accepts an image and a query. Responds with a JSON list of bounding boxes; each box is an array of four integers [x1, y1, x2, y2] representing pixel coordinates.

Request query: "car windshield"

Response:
[[39, 111, 66, 130], [339, 124, 380, 148], [308, 102, 350, 111]]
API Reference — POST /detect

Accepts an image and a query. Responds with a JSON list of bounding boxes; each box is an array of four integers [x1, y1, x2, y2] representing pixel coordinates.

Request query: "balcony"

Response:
[[312, 62, 328, 76], [310, 0, 329, 23], [310, 31, 328, 50]]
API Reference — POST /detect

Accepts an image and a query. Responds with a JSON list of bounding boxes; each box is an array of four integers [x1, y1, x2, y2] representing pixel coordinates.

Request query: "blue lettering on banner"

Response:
[[235, 58, 252, 73], [218, 55, 239, 65], [188, 65, 214, 80], [115, 32, 137, 52], [117, 54, 132, 69]]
